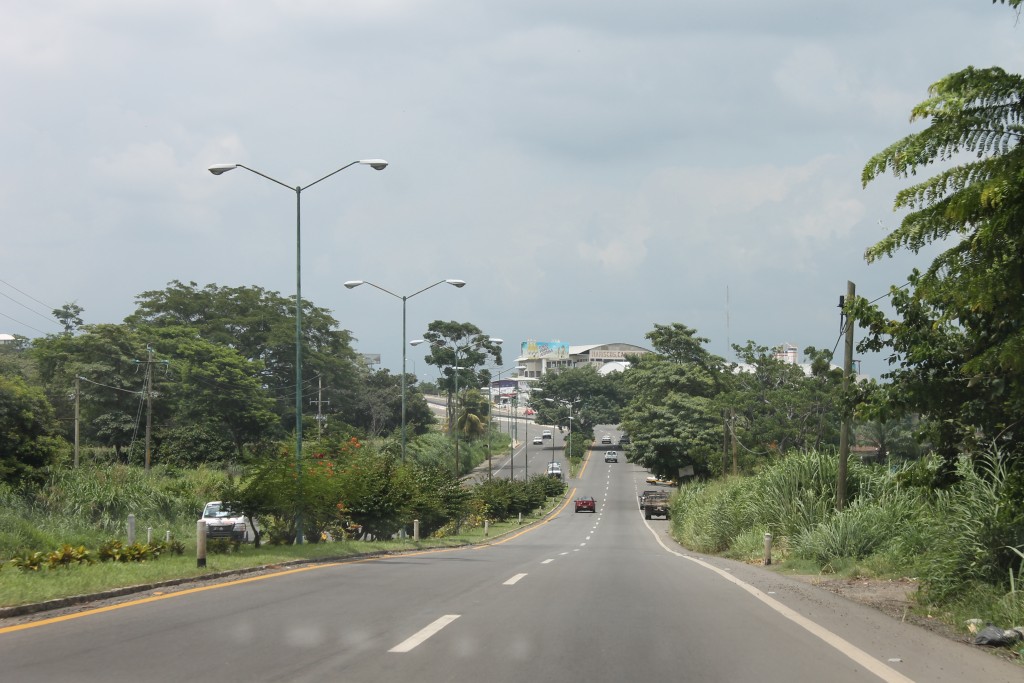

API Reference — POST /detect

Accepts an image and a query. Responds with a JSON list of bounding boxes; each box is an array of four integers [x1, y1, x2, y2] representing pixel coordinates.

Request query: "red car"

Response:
[[574, 496, 596, 513]]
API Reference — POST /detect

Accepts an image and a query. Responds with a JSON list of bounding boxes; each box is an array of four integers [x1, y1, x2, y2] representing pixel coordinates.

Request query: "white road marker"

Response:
[[389, 614, 460, 653], [542, 559, 554, 564], [503, 573, 528, 585]]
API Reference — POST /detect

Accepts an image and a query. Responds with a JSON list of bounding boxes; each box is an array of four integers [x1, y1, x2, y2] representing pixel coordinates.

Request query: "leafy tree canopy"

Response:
[[858, 62, 1024, 460]]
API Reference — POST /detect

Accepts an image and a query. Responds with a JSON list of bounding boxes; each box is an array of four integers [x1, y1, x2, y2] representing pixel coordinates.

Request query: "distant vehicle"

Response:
[[542, 430, 552, 439], [200, 501, 247, 542], [547, 462, 562, 479], [604, 451, 618, 463], [532, 436, 544, 445], [574, 496, 596, 513], [638, 490, 659, 510], [618, 434, 630, 444], [524, 408, 536, 415], [601, 434, 612, 445], [642, 491, 671, 520], [646, 475, 677, 486]]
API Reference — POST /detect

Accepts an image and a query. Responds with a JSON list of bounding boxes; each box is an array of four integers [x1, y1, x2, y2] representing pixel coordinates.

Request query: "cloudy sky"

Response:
[[1, 1, 1020, 379]]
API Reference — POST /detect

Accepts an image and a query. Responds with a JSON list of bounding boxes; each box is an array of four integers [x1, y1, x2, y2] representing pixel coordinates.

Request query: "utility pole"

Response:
[[836, 281, 856, 511], [722, 408, 729, 475], [310, 376, 329, 440], [132, 346, 169, 472], [74, 376, 80, 468], [731, 408, 738, 475]]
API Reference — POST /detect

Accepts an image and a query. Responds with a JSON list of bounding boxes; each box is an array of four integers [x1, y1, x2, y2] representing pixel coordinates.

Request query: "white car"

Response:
[[532, 436, 544, 445], [542, 430, 552, 439], [604, 451, 618, 463], [200, 501, 247, 542], [601, 434, 612, 444], [546, 462, 562, 479]]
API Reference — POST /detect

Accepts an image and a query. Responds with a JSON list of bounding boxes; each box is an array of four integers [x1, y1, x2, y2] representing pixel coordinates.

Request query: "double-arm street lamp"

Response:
[[343, 279, 466, 462], [545, 397, 579, 468], [488, 364, 525, 479], [209, 159, 388, 544], [410, 336, 502, 478]]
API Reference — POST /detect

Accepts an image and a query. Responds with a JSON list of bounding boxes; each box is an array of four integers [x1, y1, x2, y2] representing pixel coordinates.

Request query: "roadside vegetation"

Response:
[[0, 451, 567, 608]]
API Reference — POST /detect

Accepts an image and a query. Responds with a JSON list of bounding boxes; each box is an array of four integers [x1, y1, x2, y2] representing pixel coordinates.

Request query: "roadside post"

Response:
[[197, 520, 207, 568], [127, 514, 135, 545], [764, 532, 773, 566]]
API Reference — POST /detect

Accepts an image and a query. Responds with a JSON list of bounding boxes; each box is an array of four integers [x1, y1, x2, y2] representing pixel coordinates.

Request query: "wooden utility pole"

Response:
[[133, 346, 168, 472], [74, 376, 80, 468], [310, 376, 329, 439], [731, 408, 738, 475], [145, 346, 154, 471], [836, 281, 856, 511]]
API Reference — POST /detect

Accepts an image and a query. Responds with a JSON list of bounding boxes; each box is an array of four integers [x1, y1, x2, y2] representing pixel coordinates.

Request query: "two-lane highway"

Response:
[[2, 438, 1021, 682]]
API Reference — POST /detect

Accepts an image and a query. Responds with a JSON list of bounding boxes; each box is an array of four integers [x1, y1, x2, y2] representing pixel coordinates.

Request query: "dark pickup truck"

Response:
[[642, 491, 670, 520]]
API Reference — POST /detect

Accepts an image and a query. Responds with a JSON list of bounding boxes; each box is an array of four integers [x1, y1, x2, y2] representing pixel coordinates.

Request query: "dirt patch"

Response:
[[787, 575, 966, 641]]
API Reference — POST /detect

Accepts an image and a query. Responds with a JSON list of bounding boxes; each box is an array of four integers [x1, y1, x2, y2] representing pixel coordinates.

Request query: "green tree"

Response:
[[858, 62, 1024, 461], [151, 327, 280, 460], [0, 375, 67, 483], [418, 321, 503, 431], [52, 303, 84, 334], [529, 365, 625, 442], [128, 281, 364, 434], [619, 323, 726, 479], [722, 342, 842, 460], [31, 324, 147, 462]]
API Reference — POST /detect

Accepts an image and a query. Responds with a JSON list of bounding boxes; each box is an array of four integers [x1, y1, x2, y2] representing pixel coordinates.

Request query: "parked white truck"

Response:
[[199, 501, 248, 542]]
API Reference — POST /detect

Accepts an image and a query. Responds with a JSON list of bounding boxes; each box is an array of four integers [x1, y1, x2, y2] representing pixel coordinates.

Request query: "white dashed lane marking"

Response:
[[389, 615, 460, 653]]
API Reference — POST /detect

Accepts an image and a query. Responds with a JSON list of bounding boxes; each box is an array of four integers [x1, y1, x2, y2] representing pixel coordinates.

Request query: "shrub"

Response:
[[792, 495, 916, 565], [46, 544, 94, 569], [9, 551, 45, 572], [915, 450, 1024, 604], [672, 477, 751, 553]]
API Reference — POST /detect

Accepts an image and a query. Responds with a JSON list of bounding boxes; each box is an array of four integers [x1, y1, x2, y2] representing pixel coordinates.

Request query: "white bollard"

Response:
[[413, 519, 420, 541], [764, 532, 773, 566], [518, 513, 522, 525], [165, 530, 171, 543], [127, 514, 135, 545], [197, 520, 207, 568], [484, 520, 489, 536], [147, 527, 152, 544]]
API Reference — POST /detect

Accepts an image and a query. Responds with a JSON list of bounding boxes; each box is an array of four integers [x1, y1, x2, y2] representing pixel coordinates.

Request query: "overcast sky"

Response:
[[2, 1, 1020, 379]]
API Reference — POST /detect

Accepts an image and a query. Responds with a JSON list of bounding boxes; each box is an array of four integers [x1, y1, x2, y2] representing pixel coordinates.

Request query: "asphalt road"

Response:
[[1, 440, 1021, 682]]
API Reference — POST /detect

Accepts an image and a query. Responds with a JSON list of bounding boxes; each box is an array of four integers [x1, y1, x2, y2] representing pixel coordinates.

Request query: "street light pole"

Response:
[[411, 336, 502, 478], [344, 279, 465, 462], [488, 364, 525, 479], [545, 397, 578, 469], [209, 159, 387, 544]]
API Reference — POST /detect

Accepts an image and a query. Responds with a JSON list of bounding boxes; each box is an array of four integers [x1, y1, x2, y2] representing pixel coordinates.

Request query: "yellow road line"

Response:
[[1, 493, 577, 634]]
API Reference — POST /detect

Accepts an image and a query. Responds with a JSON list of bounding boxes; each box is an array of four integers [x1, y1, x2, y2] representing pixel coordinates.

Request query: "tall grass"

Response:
[[668, 446, 1024, 629], [0, 465, 230, 557]]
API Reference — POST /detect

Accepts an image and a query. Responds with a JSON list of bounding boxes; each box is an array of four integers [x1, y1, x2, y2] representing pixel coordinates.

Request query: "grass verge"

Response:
[[0, 495, 566, 612]]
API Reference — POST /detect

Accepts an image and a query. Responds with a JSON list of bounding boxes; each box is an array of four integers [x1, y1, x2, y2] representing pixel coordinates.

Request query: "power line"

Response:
[[0, 279, 57, 315], [0, 310, 49, 335]]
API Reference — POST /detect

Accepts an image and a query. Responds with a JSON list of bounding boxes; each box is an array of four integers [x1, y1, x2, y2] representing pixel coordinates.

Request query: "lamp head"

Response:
[[446, 279, 466, 288], [489, 338, 504, 344], [344, 281, 364, 289], [359, 159, 389, 171], [207, 163, 238, 175], [409, 339, 426, 347]]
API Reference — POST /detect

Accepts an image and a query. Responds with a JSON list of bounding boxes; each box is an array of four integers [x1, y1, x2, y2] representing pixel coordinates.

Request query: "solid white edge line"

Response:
[[389, 614, 461, 653], [640, 521, 915, 683], [503, 573, 528, 585]]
